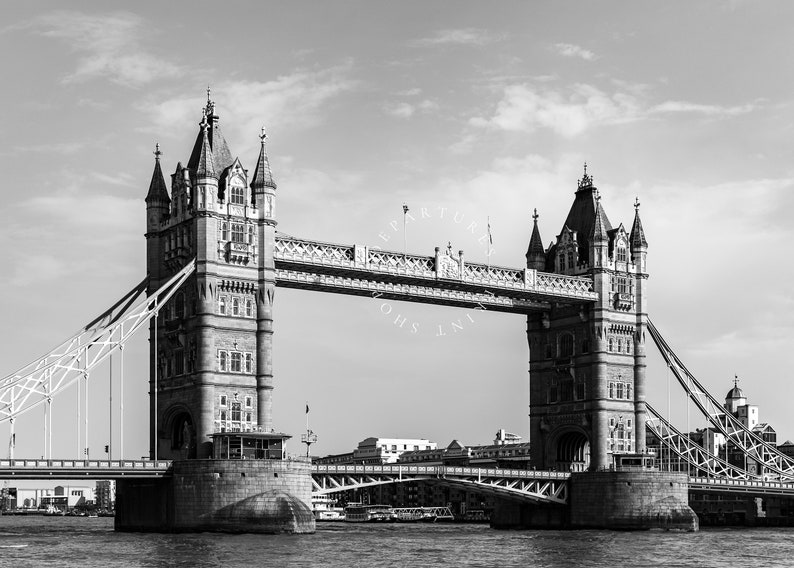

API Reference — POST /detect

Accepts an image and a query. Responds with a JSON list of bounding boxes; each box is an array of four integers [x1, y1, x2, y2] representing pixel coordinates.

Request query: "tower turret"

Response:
[[145, 143, 170, 232], [525, 209, 546, 271]]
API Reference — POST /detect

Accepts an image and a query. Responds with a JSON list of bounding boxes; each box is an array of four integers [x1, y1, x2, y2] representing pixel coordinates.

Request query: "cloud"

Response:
[[412, 28, 506, 47], [470, 83, 642, 137], [141, 62, 358, 138], [471, 82, 761, 137], [23, 11, 181, 87], [553, 43, 597, 61], [651, 100, 758, 116], [383, 99, 439, 119]]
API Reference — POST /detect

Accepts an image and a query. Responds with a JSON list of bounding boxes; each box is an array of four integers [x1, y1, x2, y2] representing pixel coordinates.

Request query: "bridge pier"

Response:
[[492, 470, 698, 531], [115, 458, 315, 534]]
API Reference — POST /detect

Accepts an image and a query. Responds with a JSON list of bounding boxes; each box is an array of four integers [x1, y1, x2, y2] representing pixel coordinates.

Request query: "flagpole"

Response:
[[487, 216, 492, 270], [403, 204, 409, 257]]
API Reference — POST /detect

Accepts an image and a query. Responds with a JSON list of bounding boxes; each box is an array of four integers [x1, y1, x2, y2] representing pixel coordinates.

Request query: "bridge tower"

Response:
[[527, 166, 648, 472], [144, 94, 277, 459]]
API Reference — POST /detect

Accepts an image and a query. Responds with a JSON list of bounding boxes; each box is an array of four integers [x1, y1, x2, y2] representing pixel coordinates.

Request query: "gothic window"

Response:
[[175, 293, 185, 320], [608, 338, 613, 351], [626, 384, 632, 399], [616, 247, 627, 263], [231, 352, 242, 372], [559, 254, 566, 271], [575, 382, 585, 400], [567, 251, 574, 269], [231, 402, 242, 422], [245, 353, 253, 374], [245, 396, 252, 408], [617, 339, 623, 353], [220, 222, 228, 241], [248, 226, 255, 244], [220, 395, 227, 407], [608, 383, 614, 398], [616, 383, 624, 399], [245, 299, 253, 317], [220, 410, 227, 421], [232, 297, 240, 316], [246, 413, 252, 423], [230, 185, 245, 205], [581, 339, 590, 354], [219, 351, 228, 372], [558, 333, 574, 358], [219, 296, 227, 315], [174, 349, 184, 375], [231, 223, 245, 243]]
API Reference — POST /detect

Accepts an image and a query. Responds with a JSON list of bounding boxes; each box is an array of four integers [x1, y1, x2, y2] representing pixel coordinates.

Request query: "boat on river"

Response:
[[312, 495, 345, 521], [343, 504, 395, 523]]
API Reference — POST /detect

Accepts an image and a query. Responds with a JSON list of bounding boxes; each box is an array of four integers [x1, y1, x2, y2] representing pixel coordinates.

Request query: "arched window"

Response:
[[219, 296, 227, 315], [248, 226, 255, 244], [230, 184, 245, 205], [559, 254, 566, 271], [559, 334, 574, 358], [219, 351, 227, 372], [232, 297, 240, 316], [231, 223, 244, 243], [245, 299, 253, 317], [220, 222, 228, 241]]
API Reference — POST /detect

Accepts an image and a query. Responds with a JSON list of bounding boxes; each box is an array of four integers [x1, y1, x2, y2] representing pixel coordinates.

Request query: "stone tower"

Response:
[[144, 94, 277, 459], [527, 166, 649, 471]]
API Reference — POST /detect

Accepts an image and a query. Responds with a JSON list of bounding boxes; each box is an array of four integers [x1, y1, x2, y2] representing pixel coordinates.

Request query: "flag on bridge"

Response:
[[306, 403, 309, 414], [488, 216, 493, 245]]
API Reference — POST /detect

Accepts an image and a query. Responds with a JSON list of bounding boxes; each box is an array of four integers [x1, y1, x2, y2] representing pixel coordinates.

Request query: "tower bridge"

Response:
[[0, 93, 791, 531]]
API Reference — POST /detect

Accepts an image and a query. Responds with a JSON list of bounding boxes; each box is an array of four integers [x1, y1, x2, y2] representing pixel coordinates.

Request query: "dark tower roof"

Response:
[[195, 116, 217, 179], [558, 164, 612, 265], [526, 209, 545, 260], [145, 143, 170, 204], [251, 126, 276, 191], [187, 92, 234, 174], [630, 197, 648, 251]]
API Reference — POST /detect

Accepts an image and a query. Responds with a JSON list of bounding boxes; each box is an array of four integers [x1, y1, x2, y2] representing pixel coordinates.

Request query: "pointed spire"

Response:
[[146, 142, 170, 204], [589, 194, 609, 243], [577, 162, 594, 191], [630, 196, 648, 251], [251, 126, 276, 191], [195, 116, 217, 180], [526, 208, 546, 269]]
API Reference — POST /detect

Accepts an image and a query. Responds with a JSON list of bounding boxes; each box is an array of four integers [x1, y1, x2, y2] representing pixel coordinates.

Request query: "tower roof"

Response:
[[145, 143, 170, 204], [558, 164, 612, 265], [195, 116, 216, 179], [251, 126, 277, 191], [630, 197, 648, 251], [187, 93, 234, 174], [526, 209, 545, 259], [726, 376, 746, 400]]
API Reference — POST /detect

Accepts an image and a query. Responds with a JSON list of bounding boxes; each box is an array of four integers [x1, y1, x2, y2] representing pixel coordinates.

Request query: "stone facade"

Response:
[[145, 95, 278, 460], [527, 168, 649, 472], [115, 458, 315, 534]]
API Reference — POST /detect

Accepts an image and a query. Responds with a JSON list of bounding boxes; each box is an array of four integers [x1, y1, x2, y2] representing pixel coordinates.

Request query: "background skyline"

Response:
[[2, 1, 794, 461]]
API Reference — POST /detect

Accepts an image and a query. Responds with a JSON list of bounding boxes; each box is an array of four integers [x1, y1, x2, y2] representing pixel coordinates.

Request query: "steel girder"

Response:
[[648, 320, 794, 481], [0, 261, 196, 423]]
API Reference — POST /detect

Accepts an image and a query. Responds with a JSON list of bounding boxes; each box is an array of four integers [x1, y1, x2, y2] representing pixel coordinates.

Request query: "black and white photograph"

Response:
[[1, 2, 793, 566]]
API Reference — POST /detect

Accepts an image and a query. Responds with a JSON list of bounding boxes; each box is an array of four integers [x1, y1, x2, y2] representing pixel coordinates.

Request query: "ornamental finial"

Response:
[[734, 374, 739, 388], [532, 208, 539, 222], [634, 196, 641, 211], [207, 85, 212, 104], [153, 142, 161, 161], [260, 125, 267, 143], [578, 162, 594, 189]]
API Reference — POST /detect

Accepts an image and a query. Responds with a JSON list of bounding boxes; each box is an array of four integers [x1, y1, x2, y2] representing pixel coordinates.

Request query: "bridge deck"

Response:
[[274, 236, 597, 313], [0, 459, 172, 479]]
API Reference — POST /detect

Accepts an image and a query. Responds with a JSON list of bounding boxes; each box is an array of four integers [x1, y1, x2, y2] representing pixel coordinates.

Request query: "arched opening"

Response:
[[170, 411, 196, 459], [555, 430, 590, 472]]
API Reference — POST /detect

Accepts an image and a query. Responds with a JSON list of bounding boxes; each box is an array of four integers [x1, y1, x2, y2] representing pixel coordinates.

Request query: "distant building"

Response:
[[314, 437, 437, 466], [95, 480, 115, 511], [16, 485, 94, 510], [399, 430, 532, 469]]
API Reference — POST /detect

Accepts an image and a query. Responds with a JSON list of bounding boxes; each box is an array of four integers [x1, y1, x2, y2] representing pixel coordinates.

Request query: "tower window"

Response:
[[231, 352, 242, 372], [245, 299, 253, 317], [245, 396, 252, 408], [248, 226, 255, 244], [219, 351, 228, 372], [245, 353, 253, 374], [230, 185, 245, 205], [220, 395, 227, 407], [219, 296, 227, 315], [232, 297, 240, 316], [567, 251, 574, 269], [231, 223, 245, 243], [231, 402, 242, 422], [558, 333, 574, 358], [220, 222, 228, 241], [616, 247, 627, 263], [175, 293, 185, 320], [559, 254, 566, 271]]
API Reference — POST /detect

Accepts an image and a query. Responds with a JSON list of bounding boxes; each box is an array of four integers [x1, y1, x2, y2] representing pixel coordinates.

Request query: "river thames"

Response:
[[0, 517, 793, 568]]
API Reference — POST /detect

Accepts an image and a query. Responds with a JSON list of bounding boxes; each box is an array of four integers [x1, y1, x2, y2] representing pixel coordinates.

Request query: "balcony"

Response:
[[225, 241, 251, 265], [614, 292, 633, 311]]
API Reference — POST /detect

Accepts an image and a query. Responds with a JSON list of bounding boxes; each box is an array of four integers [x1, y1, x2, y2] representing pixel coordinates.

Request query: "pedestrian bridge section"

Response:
[[0, 459, 172, 479], [274, 236, 598, 314]]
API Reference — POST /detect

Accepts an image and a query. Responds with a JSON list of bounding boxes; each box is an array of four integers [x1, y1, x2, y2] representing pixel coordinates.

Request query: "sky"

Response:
[[2, 1, 794, 461]]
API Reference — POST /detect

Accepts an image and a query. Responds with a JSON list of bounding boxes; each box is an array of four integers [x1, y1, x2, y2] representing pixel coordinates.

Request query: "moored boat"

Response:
[[343, 504, 395, 523], [311, 495, 345, 521]]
